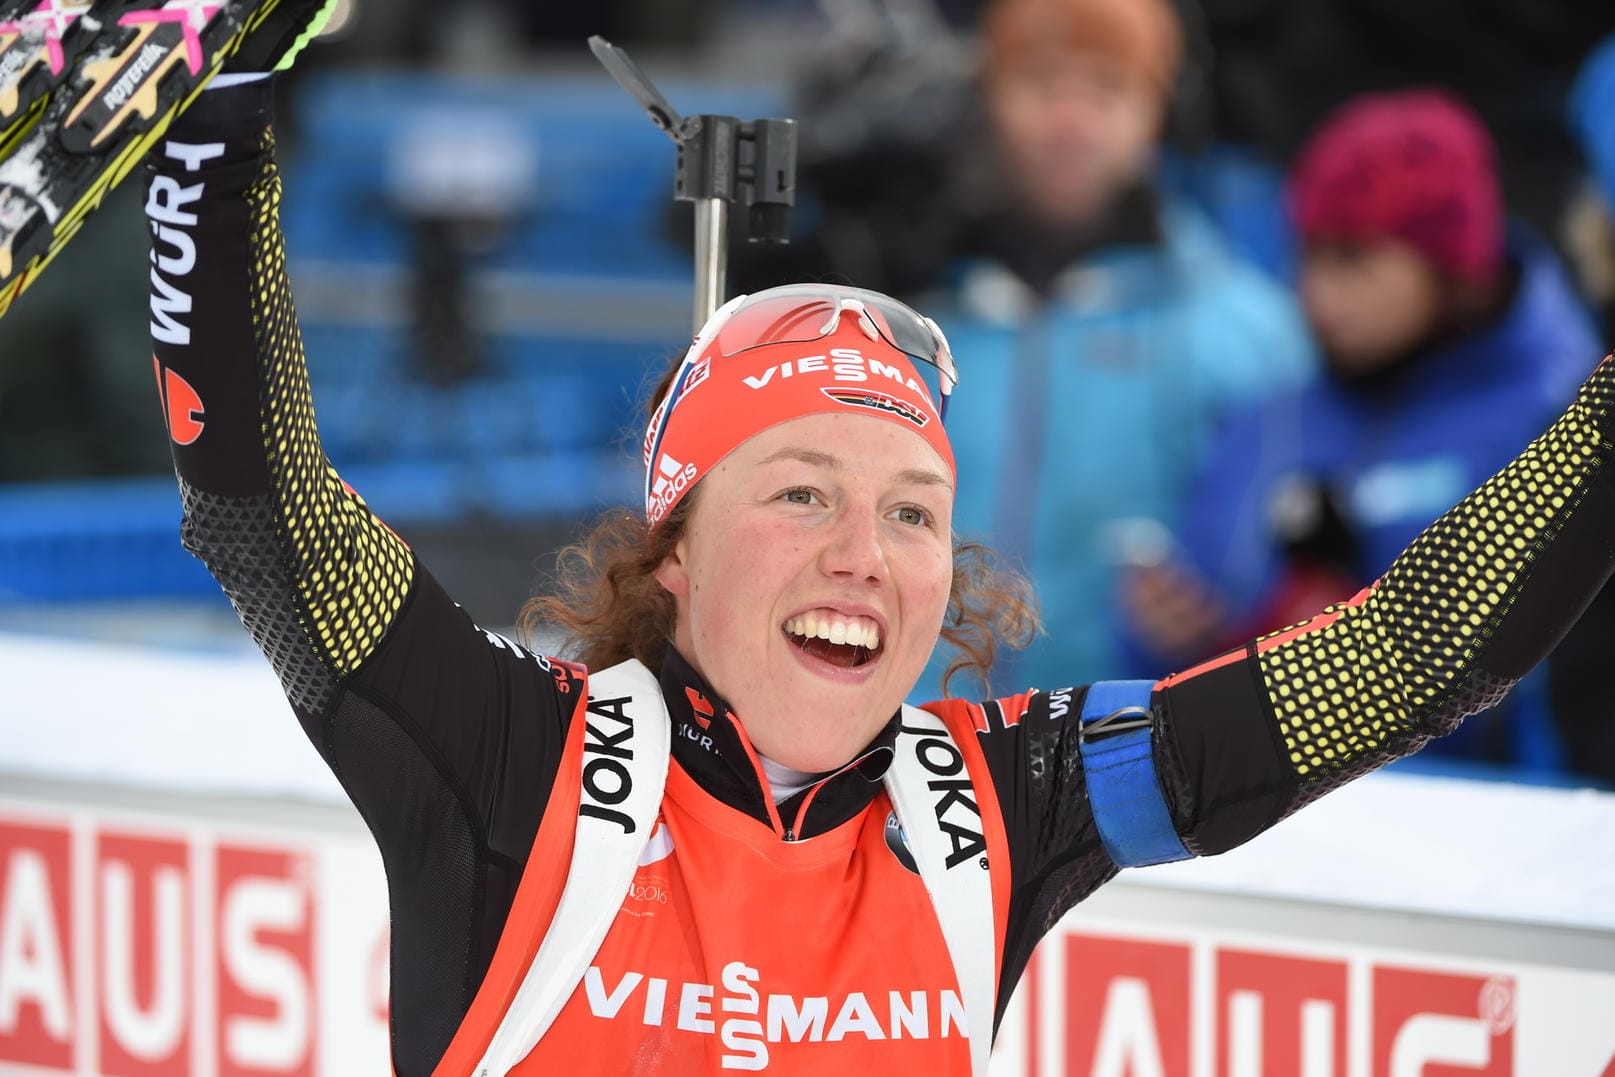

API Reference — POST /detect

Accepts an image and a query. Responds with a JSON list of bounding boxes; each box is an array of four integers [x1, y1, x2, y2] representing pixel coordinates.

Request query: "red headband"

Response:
[[642, 303, 956, 528]]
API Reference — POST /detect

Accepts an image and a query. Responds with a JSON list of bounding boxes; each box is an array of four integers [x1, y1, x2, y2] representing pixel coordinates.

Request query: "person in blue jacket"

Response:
[[1123, 88, 1599, 768], [1568, 32, 1615, 337], [923, 0, 1315, 694]]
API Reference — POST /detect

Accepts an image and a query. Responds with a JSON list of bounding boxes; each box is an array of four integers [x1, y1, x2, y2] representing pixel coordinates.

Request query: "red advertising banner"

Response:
[[214, 845, 317, 1077], [2, 796, 1612, 1077], [1216, 948, 1348, 1077], [95, 831, 193, 1077], [1006, 925, 1614, 1077], [0, 808, 357, 1077], [0, 821, 75, 1072]]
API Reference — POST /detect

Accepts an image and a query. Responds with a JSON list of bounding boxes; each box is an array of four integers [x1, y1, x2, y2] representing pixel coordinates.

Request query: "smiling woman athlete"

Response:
[[143, 33, 1615, 1077]]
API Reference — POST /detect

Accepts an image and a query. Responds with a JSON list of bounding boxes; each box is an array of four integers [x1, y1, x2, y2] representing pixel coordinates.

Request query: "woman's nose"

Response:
[[819, 505, 887, 584]]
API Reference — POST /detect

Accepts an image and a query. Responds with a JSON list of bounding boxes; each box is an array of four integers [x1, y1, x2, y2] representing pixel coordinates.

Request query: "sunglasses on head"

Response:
[[643, 285, 960, 509], [702, 284, 959, 418]]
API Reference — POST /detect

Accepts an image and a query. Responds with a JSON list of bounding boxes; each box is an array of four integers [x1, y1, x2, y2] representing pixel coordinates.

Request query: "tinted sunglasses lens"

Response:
[[713, 287, 957, 415], [712, 289, 841, 356], [852, 292, 957, 416]]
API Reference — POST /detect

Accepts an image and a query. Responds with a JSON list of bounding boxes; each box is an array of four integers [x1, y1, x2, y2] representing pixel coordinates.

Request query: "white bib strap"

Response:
[[473, 659, 670, 1076], [884, 705, 997, 1077]]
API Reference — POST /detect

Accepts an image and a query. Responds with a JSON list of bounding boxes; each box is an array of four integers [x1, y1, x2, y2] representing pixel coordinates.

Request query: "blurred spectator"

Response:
[[924, 0, 1313, 692], [721, 0, 981, 298], [1195, 0, 1615, 257], [1123, 89, 1599, 772], [1566, 32, 1615, 336]]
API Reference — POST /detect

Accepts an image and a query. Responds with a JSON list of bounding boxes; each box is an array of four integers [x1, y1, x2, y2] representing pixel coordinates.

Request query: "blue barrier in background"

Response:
[[280, 69, 782, 276], [0, 455, 641, 604], [0, 478, 215, 602]]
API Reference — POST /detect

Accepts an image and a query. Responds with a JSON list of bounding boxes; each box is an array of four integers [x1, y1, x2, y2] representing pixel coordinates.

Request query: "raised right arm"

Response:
[[145, 78, 576, 1075]]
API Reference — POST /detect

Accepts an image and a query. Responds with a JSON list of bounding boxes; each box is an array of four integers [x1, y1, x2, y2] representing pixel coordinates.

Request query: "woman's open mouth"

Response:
[[783, 612, 882, 669]]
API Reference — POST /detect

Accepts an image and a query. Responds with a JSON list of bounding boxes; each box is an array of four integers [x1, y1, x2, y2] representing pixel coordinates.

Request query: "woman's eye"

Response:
[[895, 505, 931, 527], [782, 488, 816, 505]]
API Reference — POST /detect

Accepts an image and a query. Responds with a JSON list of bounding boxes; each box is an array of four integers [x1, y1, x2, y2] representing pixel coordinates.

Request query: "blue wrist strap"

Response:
[[1079, 680, 1191, 868]]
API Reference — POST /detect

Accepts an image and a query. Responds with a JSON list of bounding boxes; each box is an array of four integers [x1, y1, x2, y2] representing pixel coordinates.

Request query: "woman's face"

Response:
[[655, 412, 955, 772], [987, 50, 1164, 229], [1300, 239, 1446, 376]]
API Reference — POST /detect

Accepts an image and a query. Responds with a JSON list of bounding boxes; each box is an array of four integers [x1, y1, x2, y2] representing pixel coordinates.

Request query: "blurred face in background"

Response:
[[986, 49, 1164, 229], [1300, 239, 1446, 377]]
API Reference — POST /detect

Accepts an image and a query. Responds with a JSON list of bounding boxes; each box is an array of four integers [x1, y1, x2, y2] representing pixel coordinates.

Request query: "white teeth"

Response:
[[786, 613, 881, 651]]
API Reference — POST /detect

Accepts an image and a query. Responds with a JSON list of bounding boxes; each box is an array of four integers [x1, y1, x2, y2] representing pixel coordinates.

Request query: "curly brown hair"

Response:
[[518, 487, 1040, 699]]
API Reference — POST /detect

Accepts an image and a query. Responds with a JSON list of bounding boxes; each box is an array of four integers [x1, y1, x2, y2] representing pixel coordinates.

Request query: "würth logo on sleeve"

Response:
[[152, 356, 204, 445], [580, 694, 637, 833], [898, 722, 986, 869], [147, 139, 224, 346]]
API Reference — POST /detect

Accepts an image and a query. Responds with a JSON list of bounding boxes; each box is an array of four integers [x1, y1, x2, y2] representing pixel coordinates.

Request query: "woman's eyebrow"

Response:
[[759, 447, 841, 470], [759, 448, 952, 490], [897, 467, 953, 490]]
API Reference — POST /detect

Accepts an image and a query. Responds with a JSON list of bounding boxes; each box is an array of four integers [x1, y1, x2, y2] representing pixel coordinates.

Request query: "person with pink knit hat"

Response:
[[1289, 89, 1513, 379], [1124, 87, 1601, 774]]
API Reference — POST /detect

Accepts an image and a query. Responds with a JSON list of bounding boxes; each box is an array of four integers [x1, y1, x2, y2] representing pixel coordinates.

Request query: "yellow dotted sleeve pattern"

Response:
[[244, 128, 414, 677], [1255, 359, 1615, 792]]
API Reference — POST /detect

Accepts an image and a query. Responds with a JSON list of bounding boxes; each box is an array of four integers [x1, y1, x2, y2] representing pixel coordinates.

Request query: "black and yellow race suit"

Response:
[[146, 79, 1615, 1075]]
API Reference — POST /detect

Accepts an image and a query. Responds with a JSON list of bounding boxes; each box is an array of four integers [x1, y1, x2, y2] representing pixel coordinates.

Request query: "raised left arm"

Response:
[[1157, 354, 1615, 854]]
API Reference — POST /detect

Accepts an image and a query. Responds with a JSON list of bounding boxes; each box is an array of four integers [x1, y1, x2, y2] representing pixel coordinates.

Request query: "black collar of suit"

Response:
[[656, 647, 898, 839]]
